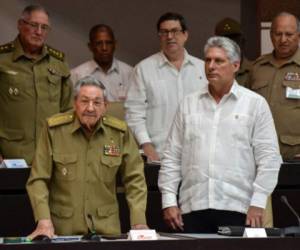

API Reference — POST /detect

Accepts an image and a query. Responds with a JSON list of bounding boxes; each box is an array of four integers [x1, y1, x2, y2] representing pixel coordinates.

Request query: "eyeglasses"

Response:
[[78, 98, 105, 108], [158, 29, 184, 37], [22, 19, 51, 33]]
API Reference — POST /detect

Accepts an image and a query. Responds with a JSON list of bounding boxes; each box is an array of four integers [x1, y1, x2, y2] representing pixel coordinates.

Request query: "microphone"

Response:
[[281, 195, 300, 236], [81, 214, 101, 241]]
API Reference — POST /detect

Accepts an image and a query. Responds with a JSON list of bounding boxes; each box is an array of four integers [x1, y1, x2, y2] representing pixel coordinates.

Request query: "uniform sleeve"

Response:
[[124, 66, 151, 145], [158, 104, 184, 209], [120, 127, 147, 226], [26, 123, 53, 221], [251, 98, 282, 208], [60, 61, 73, 112]]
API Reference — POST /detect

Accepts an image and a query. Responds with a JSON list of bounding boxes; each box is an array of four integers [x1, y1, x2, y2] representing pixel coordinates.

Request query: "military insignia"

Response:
[[4, 70, 18, 75], [103, 144, 120, 157], [8, 87, 14, 95], [47, 112, 74, 128], [284, 72, 300, 81], [45, 45, 65, 61], [62, 167, 67, 176], [0, 42, 14, 54], [13, 88, 19, 95]]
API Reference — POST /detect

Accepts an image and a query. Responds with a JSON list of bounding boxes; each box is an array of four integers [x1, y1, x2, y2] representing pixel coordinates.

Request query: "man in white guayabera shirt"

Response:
[[125, 12, 207, 162], [158, 36, 282, 233]]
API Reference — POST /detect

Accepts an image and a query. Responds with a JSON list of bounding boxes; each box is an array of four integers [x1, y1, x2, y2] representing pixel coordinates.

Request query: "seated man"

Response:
[[158, 36, 282, 233], [27, 76, 147, 238]]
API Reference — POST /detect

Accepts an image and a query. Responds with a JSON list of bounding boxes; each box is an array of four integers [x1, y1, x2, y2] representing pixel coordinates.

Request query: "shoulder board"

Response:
[[102, 115, 127, 132], [47, 112, 74, 128], [0, 42, 14, 54], [253, 54, 268, 65], [46, 45, 65, 61]]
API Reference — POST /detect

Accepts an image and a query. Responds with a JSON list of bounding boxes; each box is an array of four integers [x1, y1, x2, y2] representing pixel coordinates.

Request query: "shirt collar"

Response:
[[260, 48, 300, 67], [198, 80, 240, 100], [91, 57, 119, 74], [158, 49, 194, 68], [12, 36, 48, 62]]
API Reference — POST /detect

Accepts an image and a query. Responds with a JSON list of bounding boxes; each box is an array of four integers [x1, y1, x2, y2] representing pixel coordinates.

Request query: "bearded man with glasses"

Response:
[[0, 5, 73, 165], [125, 12, 207, 162]]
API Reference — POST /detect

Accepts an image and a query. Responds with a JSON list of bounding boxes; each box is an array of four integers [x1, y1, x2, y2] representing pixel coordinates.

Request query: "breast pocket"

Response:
[[100, 156, 122, 183], [47, 67, 68, 102], [53, 153, 77, 181]]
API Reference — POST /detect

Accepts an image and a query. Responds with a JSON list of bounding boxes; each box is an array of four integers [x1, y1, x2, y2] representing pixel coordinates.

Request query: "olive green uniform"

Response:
[[0, 37, 73, 165], [249, 49, 300, 160], [236, 57, 252, 87], [26, 111, 147, 235]]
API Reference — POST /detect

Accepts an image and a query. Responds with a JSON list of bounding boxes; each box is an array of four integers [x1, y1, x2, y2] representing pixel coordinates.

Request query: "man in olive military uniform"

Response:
[[249, 12, 300, 160], [0, 5, 73, 165], [215, 17, 252, 87], [26, 76, 148, 238]]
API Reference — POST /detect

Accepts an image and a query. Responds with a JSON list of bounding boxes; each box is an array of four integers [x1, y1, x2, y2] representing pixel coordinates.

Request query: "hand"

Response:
[[142, 143, 160, 162], [131, 224, 149, 230], [163, 206, 184, 231], [246, 206, 264, 227], [27, 219, 55, 240]]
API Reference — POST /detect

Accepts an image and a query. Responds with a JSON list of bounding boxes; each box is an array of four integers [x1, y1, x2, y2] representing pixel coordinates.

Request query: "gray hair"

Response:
[[204, 36, 241, 63], [20, 5, 49, 20], [271, 12, 300, 33], [74, 76, 107, 99]]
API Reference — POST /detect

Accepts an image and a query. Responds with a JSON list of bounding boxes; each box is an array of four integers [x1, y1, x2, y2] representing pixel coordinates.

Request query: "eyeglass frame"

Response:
[[21, 19, 51, 33], [158, 28, 185, 37]]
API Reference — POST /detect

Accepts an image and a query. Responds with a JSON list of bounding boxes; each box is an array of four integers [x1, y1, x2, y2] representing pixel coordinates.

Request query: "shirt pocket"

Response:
[[47, 67, 68, 102], [251, 80, 269, 97], [0, 128, 24, 158], [100, 156, 121, 183], [53, 153, 77, 181]]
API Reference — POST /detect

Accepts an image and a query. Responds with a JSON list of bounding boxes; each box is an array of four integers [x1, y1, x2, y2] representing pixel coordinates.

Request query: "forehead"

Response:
[[159, 20, 182, 30], [25, 10, 49, 24], [92, 30, 114, 42], [205, 47, 228, 59], [77, 85, 104, 98], [272, 15, 298, 31]]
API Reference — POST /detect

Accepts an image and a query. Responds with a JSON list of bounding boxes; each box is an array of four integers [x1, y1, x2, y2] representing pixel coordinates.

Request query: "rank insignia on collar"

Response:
[[104, 144, 120, 157], [284, 72, 300, 81]]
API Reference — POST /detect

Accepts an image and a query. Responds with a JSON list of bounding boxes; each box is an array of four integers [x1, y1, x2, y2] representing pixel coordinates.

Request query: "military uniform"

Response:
[[0, 37, 73, 165], [26, 111, 147, 235], [236, 58, 252, 87], [249, 49, 300, 160]]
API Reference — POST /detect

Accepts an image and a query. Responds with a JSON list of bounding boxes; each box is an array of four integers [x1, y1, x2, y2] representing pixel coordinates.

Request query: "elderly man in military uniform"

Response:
[[249, 12, 300, 161], [0, 5, 73, 165], [26, 76, 148, 238], [215, 17, 252, 87]]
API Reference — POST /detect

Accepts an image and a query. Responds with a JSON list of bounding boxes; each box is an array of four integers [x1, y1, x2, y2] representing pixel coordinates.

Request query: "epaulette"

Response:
[[102, 115, 127, 132], [253, 54, 268, 65], [0, 42, 14, 54], [47, 112, 74, 128], [46, 45, 65, 61]]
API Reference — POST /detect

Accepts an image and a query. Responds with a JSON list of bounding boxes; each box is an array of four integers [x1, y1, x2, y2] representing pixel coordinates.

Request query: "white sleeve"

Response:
[[158, 103, 184, 209], [125, 66, 151, 145], [251, 97, 282, 208]]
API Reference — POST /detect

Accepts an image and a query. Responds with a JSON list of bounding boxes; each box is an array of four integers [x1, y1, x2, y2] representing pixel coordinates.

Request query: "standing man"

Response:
[[27, 76, 147, 238], [249, 12, 300, 160], [215, 17, 252, 87], [125, 12, 207, 161], [71, 24, 132, 102], [158, 36, 281, 233], [0, 5, 73, 165]]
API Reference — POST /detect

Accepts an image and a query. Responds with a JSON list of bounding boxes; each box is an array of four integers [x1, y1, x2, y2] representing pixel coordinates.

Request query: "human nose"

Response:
[[279, 34, 287, 43], [167, 31, 174, 39], [86, 101, 95, 111]]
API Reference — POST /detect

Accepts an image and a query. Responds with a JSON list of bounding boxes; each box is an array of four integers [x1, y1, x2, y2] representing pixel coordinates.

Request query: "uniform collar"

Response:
[[158, 49, 194, 68], [259, 48, 300, 67], [12, 36, 48, 62], [70, 112, 104, 135]]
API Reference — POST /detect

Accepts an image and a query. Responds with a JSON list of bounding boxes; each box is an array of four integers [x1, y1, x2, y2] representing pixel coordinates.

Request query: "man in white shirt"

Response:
[[71, 24, 132, 102], [158, 36, 282, 233], [125, 12, 207, 161]]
